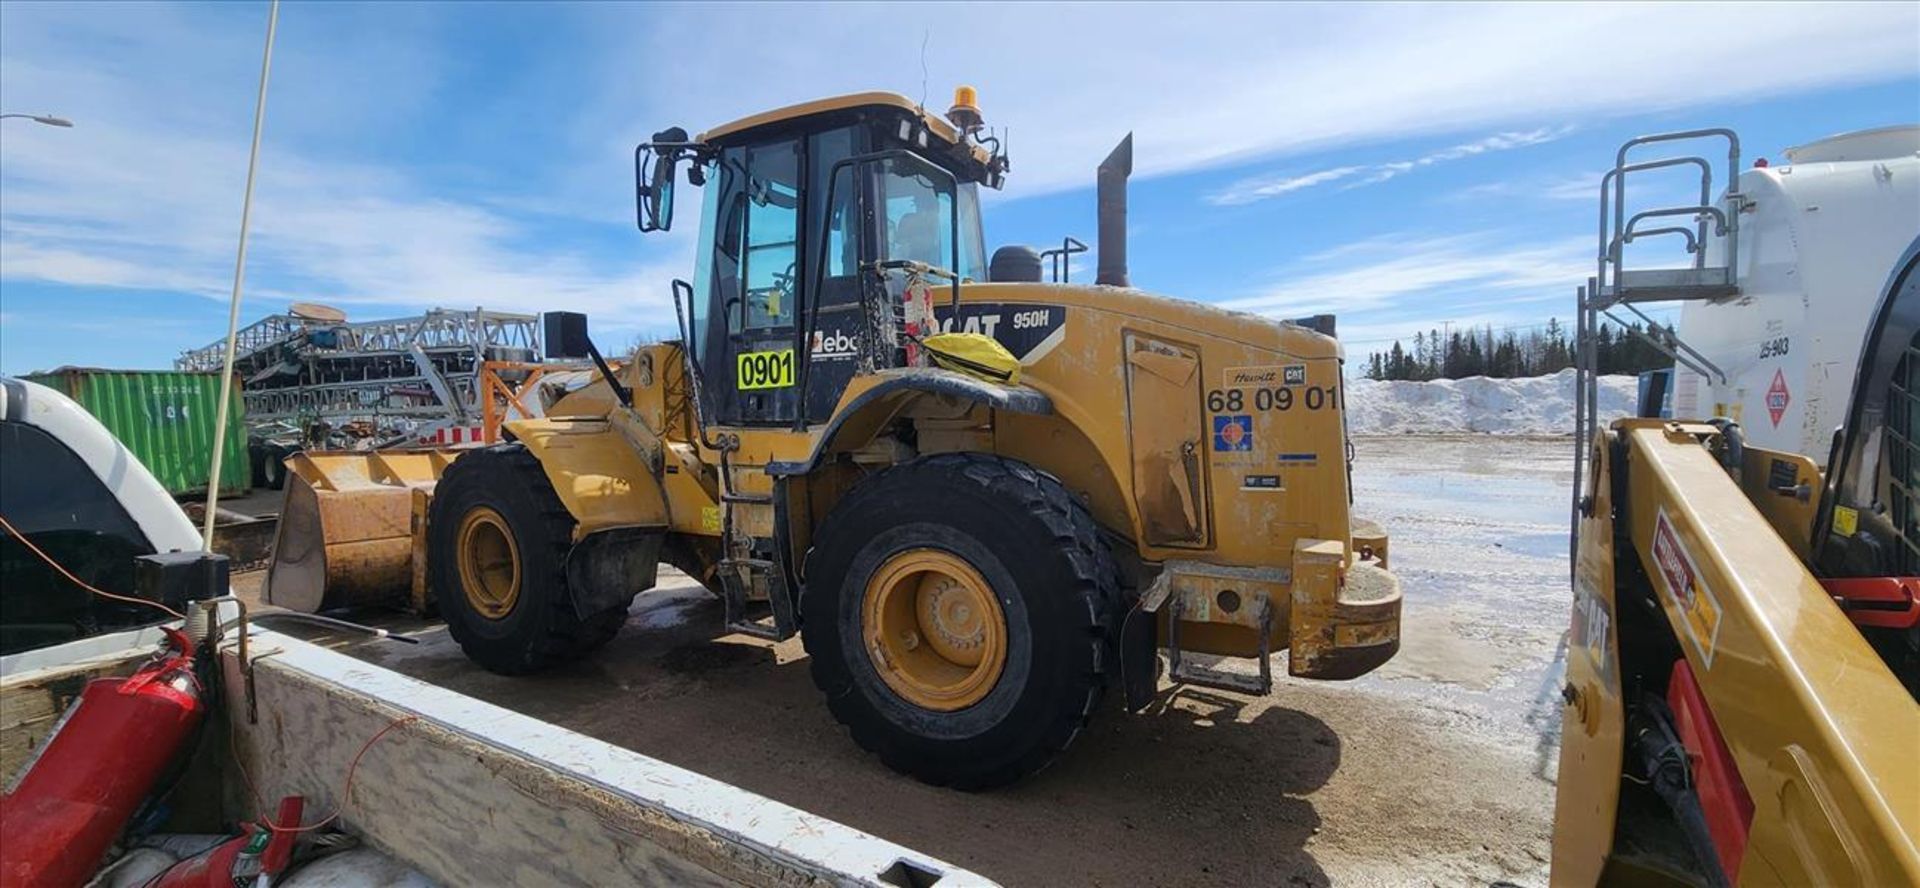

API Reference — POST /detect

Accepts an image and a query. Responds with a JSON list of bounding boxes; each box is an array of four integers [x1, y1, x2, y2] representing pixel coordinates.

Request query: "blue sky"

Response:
[[1, 1, 1916, 374]]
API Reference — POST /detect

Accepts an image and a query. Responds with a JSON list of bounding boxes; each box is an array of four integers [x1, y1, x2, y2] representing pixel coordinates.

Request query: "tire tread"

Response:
[[804, 452, 1118, 789], [430, 443, 626, 674]]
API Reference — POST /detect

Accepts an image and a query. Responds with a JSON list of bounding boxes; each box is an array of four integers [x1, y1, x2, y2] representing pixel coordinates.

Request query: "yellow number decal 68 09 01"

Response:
[[736, 348, 796, 390]]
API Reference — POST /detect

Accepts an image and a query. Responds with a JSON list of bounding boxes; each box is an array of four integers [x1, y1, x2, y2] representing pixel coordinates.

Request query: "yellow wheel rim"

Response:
[[861, 549, 1007, 711], [457, 506, 521, 620]]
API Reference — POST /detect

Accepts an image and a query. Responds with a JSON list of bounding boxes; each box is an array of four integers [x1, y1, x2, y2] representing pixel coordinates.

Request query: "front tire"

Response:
[[802, 453, 1116, 789], [428, 444, 627, 674]]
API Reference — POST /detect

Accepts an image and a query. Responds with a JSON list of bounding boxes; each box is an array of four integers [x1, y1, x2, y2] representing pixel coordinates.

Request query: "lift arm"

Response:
[[1557, 420, 1919, 885]]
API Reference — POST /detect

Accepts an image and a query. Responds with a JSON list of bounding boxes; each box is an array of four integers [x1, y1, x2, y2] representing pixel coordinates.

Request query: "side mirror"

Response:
[[544, 311, 591, 360], [636, 127, 690, 233]]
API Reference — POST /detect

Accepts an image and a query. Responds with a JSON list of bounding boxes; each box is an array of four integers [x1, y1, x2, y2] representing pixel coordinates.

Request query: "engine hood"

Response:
[[955, 282, 1341, 361]]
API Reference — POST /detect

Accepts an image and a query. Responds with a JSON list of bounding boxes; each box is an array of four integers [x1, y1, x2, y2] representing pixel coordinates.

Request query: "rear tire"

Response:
[[802, 453, 1116, 789], [428, 443, 627, 674], [261, 445, 288, 491], [248, 440, 269, 489]]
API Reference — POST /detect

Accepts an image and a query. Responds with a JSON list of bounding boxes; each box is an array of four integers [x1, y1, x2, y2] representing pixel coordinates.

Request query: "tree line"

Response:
[[1363, 320, 1675, 381]]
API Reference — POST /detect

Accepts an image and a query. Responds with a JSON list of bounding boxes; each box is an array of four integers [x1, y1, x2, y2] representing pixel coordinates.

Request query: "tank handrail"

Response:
[[1615, 128, 1740, 196], [1620, 225, 1700, 256], [1597, 156, 1714, 284], [1607, 129, 1740, 290], [1611, 206, 1729, 262]]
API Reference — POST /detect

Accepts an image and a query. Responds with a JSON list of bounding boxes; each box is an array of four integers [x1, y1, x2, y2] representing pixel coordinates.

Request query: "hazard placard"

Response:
[[1766, 369, 1791, 427]]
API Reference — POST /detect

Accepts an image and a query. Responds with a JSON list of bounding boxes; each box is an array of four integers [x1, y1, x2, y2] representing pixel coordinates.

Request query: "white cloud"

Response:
[[1221, 233, 1592, 326], [1210, 126, 1573, 204], [1447, 177, 1575, 203], [1208, 166, 1367, 205], [1356, 127, 1572, 186], [584, 2, 1917, 197], [1445, 164, 1709, 210], [0, 3, 690, 346]]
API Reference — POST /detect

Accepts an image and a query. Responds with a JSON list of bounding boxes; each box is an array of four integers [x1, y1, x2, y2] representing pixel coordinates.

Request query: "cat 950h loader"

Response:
[[283, 88, 1402, 789]]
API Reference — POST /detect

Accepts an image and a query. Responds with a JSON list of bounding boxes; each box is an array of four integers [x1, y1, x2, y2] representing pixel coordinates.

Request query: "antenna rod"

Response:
[[203, 0, 279, 551]]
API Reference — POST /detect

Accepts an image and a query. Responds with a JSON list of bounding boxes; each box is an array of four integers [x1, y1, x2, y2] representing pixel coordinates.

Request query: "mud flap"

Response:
[[564, 527, 663, 619], [1120, 598, 1160, 712]]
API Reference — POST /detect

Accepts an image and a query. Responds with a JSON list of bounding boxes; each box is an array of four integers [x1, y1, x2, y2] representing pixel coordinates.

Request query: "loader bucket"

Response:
[[266, 449, 459, 613]]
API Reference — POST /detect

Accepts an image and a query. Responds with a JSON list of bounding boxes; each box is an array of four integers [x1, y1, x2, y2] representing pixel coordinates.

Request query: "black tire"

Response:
[[260, 445, 288, 491], [248, 441, 269, 489], [428, 443, 627, 674], [802, 453, 1116, 789]]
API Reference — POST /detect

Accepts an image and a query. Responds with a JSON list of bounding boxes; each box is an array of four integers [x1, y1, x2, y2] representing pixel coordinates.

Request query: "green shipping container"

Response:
[[23, 368, 250, 498]]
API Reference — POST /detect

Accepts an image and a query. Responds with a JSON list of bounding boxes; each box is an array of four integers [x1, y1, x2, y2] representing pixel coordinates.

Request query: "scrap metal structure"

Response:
[[177, 304, 541, 445]]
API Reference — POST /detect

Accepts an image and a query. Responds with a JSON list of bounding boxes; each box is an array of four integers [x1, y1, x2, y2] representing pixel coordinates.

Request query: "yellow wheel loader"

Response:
[[1554, 130, 1919, 885], [269, 89, 1401, 788]]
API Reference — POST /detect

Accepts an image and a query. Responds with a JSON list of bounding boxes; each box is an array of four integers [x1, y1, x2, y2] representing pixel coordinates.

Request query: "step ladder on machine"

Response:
[[714, 437, 796, 641], [1571, 128, 1745, 566]]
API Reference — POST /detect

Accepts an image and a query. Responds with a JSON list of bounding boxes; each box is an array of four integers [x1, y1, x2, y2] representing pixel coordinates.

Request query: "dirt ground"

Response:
[[237, 435, 1575, 887]]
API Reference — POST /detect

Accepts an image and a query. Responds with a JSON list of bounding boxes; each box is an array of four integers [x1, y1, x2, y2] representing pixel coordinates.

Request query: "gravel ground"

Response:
[[238, 435, 1575, 887]]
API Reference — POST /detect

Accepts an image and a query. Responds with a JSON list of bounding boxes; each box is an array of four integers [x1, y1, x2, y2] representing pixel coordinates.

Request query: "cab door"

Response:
[[698, 138, 804, 427]]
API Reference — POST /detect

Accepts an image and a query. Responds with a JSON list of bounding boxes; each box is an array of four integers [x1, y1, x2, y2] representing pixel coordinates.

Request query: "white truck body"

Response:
[[1671, 125, 1920, 464]]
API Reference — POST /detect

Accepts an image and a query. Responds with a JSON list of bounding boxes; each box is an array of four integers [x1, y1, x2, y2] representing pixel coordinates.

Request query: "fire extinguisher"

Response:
[[0, 628, 206, 888]]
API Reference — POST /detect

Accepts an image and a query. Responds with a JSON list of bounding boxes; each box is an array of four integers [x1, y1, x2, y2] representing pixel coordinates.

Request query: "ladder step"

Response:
[[1164, 593, 1274, 696], [1601, 267, 1737, 304], [718, 557, 791, 641], [725, 617, 785, 641], [1168, 659, 1271, 696], [720, 558, 776, 571]]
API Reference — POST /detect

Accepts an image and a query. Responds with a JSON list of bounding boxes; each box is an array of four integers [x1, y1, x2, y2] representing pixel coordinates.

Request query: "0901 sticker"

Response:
[[736, 348, 795, 390]]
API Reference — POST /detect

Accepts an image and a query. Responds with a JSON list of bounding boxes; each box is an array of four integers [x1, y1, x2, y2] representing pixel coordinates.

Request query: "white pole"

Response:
[[203, 0, 279, 551]]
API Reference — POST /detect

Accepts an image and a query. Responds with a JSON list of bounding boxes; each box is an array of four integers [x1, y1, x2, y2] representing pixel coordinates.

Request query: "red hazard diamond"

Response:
[[1766, 369, 1791, 427]]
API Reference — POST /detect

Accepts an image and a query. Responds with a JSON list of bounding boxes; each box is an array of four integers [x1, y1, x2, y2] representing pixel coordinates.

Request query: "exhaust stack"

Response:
[[1096, 133, 1133, 287]]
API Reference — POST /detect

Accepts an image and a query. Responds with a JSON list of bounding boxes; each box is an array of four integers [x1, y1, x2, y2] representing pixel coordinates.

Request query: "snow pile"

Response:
[[1343, 368, 1637, 435]]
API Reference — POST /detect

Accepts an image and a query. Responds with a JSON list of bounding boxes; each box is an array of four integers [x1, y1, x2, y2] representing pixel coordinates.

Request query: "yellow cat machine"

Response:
[[268, 88, 1401, 788], [1556, 127, 1919, 884]]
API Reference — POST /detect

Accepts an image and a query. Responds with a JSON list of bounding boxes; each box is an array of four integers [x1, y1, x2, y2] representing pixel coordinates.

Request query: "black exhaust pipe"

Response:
[[1096, 133, 1133, 287]]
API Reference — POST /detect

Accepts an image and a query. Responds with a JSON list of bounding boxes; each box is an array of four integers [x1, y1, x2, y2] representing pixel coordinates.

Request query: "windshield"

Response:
[[956, 183, 985, 282], [878, 156, 986, 282]]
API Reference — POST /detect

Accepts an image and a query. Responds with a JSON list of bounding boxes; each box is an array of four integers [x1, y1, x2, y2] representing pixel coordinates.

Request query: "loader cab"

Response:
[[638, 94, 998, 428], [1816, 238, 1920, 582]]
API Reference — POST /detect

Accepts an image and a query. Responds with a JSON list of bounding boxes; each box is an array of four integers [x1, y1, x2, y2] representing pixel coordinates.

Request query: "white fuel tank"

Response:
[[1672, 125, 1920, 464]]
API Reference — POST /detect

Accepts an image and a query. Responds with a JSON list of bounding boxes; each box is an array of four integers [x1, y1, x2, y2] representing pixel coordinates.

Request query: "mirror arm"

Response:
[[586, 339, 631, 409]]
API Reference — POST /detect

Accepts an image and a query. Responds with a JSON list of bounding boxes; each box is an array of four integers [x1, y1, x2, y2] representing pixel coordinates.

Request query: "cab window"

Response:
[[741, 139, 801, 332], [955, 183, 986, 282], [1887, 331, 1920, 573], [884, 166, 953, 271], [876, 156, 986, 283]]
